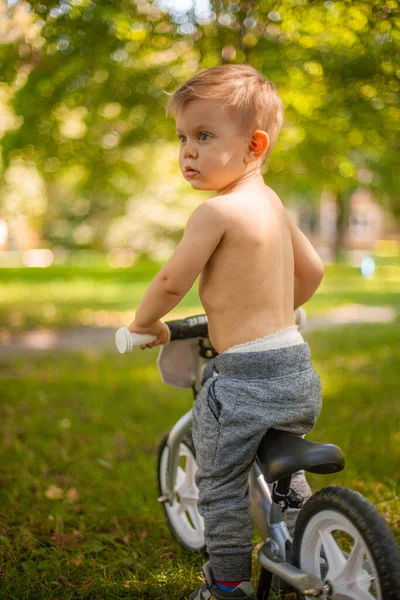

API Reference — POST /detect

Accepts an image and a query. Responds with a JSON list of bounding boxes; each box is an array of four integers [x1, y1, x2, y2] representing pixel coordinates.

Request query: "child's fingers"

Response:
[[139, 339, 160, 349]]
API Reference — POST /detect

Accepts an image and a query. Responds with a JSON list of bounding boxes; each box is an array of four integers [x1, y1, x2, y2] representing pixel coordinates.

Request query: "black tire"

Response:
[[292, 485, 400, 599], [157, 432, 206, 553], [257, 568, 272, 600]]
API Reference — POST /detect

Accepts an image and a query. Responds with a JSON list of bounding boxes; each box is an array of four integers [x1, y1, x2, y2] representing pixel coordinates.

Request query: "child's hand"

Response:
[[127, 320, 170, 349]]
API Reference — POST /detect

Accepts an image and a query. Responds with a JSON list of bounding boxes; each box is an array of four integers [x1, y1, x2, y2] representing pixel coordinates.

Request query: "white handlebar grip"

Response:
[[115, 327, 157, 354]]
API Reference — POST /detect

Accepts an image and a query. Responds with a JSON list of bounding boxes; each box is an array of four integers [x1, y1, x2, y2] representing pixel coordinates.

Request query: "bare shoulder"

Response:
[[205, 186, 285, 222], [200, 194, 238, 226], [186, 198, 227, 236], [264, 184, 284, 206], [205, 192, 244, 215], [204, 193, 237, 209], [263, 184, 290, 222]]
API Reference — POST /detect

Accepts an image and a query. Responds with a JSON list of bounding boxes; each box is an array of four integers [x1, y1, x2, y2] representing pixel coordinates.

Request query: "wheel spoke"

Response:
[[183, 453, 197, 488], [319, 530, 346, 579], [349, 585, 377, 600], [176, 466, 186, 488], [340, 539, 368, 584], [323, 537, 376, 599], [187, 504, 203, 532]]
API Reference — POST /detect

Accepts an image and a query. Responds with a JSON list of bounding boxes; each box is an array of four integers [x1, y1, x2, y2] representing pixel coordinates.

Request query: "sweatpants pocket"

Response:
[[207, 380, 222, 423], [192, 377, 240, 478], [192, 380, 222, 474]]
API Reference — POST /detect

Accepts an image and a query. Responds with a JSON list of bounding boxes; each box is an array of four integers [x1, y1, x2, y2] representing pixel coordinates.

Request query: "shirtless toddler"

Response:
[[128, 64, 324, 600]]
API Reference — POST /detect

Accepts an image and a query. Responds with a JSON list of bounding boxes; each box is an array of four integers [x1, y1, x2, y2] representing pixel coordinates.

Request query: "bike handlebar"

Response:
[[115, 314, 208, 354], [115, 308, 306, 355]]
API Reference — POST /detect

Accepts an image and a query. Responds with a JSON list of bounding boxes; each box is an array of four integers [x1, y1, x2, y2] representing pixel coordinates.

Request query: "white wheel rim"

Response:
[[159, 443, 205, 550], [299, 509, 382, 599]]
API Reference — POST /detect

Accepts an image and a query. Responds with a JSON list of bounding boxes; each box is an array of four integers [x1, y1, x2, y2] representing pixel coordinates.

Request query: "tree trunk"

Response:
[[334, 192, 347, 261], [334, 188, 357, 262]]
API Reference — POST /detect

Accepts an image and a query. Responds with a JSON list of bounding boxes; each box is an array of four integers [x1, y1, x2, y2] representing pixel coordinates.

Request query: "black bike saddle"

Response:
[[257, 428, 345, 483]]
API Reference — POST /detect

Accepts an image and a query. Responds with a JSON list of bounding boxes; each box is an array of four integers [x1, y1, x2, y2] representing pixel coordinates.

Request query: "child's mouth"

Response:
[[185, 169, 199, 178]]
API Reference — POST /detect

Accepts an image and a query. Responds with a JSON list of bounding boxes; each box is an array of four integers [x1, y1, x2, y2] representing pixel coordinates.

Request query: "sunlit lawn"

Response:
[[0, 258, 399, 598], [1, 255, 400, 331], [1, 325, 399, 598]]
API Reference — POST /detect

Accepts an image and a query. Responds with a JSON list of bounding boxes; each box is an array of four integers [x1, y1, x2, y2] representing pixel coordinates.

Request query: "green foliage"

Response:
[[0, 0, 399, 252]]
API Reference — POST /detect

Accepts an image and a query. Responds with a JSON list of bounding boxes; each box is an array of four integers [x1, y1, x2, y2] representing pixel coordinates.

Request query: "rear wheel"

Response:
[[292, 486, 400, 599], [157, 432, 206, 553]]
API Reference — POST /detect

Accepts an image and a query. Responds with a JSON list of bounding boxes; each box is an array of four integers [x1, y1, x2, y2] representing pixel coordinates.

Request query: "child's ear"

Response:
[[245, 130, 269, 163]]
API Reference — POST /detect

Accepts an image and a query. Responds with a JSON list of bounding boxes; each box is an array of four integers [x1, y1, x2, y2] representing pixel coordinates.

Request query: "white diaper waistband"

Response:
[[224, 325, 304, 355]]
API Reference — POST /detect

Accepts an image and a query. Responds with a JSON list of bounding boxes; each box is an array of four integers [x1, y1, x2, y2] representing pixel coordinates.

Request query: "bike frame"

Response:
[[162, 354, 328, 596]]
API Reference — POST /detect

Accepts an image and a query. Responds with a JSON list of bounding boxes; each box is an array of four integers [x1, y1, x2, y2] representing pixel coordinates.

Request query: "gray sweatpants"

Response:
[[191, 342, 322, 582]]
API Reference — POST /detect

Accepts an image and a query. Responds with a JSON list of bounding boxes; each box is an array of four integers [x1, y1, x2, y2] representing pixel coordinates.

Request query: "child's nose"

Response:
[[183, 143, 198, 159]]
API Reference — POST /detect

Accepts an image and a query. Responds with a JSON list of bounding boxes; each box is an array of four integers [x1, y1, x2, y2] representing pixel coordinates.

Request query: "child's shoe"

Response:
[[188, 562, 257, 600]]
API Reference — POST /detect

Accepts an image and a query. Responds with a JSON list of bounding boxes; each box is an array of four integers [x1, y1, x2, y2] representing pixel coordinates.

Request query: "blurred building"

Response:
[[294, 188, 399, 265]]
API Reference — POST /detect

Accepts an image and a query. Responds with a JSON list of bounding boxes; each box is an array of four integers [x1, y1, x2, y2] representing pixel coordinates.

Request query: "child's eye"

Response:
[[178, 133, 210, 143]]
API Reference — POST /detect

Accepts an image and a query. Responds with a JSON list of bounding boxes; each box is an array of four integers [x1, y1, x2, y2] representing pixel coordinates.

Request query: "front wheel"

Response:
[[157, 432, 206, 553], [292, 486, 400, 600]]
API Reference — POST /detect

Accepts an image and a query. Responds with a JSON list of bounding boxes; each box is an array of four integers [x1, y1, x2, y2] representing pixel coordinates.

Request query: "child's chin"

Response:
[[189, 179, 213, 190]]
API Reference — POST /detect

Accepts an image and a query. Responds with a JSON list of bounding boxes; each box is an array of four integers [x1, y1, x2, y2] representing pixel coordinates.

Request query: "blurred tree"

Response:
[[0, 0, 198, 251], [0, 0, 398, 256]]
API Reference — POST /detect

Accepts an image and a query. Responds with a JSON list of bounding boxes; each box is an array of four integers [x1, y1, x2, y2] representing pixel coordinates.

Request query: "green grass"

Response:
[[0, 321, 399, 598], [1, 258, 399, 597], [307, 262, 400, 315], [0, 348, 202, 599], [0, 259, 198, 332], [1, 256, 399, 331]]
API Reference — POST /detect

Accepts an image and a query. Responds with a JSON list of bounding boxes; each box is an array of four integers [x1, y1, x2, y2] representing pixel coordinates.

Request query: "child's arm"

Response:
[[129, 201, 225, 345], [287, 217, 324, 309]]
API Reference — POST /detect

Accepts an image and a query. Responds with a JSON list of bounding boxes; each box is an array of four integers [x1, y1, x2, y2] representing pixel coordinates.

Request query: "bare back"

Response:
[[198, 186, 295, 354]]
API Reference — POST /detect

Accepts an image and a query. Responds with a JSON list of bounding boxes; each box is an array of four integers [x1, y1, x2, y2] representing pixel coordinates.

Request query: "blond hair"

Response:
[[165, 64, 285, 163]]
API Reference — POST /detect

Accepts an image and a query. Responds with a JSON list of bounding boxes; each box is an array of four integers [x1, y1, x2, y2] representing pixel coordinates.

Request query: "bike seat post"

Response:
[[270, 475, 292, 524], [263, 473, 293, 563], [274, 475, 292, 500]]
